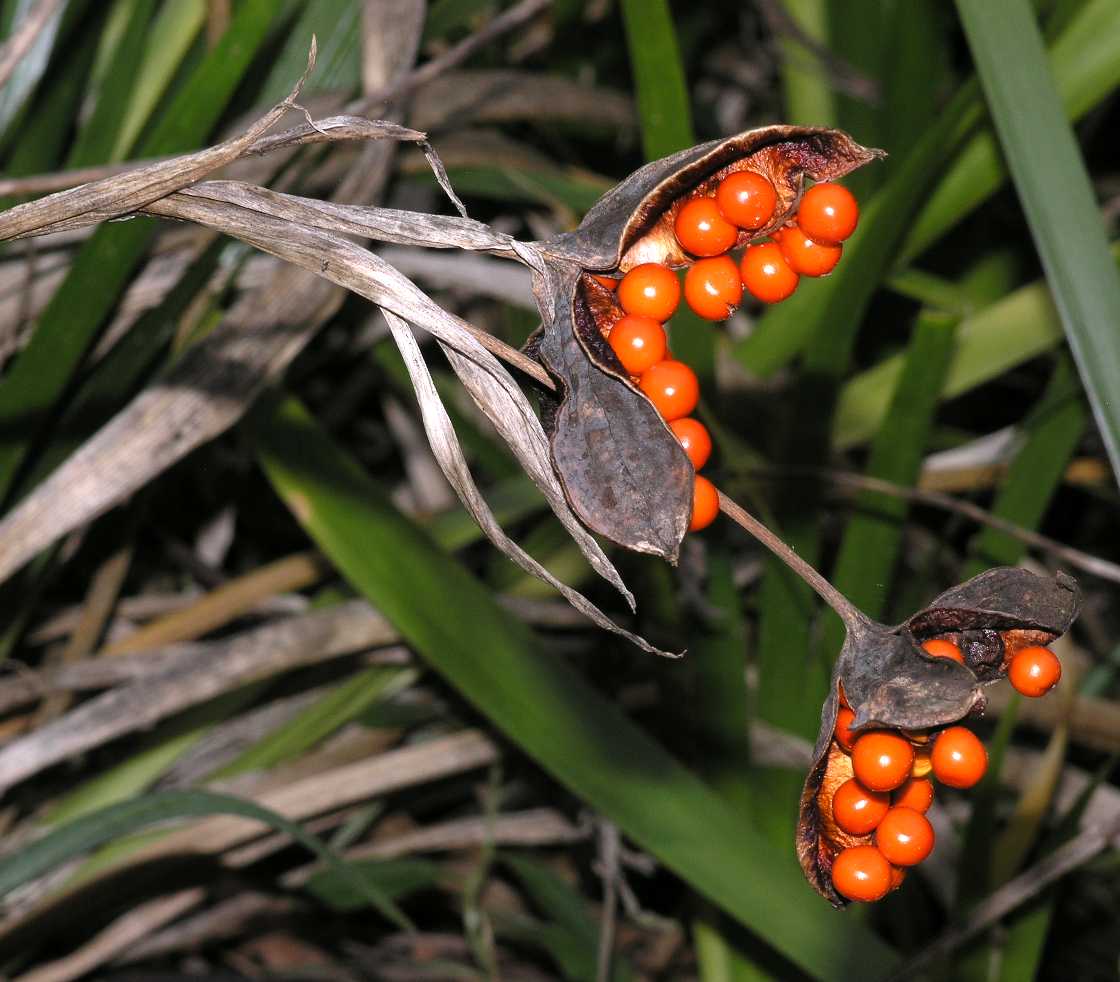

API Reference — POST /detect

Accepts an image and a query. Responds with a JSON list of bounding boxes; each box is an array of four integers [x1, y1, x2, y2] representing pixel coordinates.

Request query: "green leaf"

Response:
[[825, 310, 957, 641], [619, 0, 694, 159], [955, 0, 1120, 483], [257, 0, 361, 105], [830, 252, 1109, 449], [964, 356, 1086, 575], [0, 0, 283, 504], [305, 857, 441, 912], [66, 0, 156, 166], [0, 789, 410, 928], [213, 667, 418, 779], [250, 394, 899, 980], [108, 0, 206, 159], [777, 0, 835, 127], [902, 0, 1120, 263]]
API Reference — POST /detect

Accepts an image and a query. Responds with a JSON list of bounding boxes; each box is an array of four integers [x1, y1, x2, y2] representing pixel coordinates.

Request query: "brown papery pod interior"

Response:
[[797, 567, 1080, 905], [530, 127, 884, 562]]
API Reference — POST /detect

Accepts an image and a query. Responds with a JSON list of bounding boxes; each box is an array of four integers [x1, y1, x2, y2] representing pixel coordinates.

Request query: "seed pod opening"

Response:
[[797, 568, 1080, 905], [531, 128, 883, 562]]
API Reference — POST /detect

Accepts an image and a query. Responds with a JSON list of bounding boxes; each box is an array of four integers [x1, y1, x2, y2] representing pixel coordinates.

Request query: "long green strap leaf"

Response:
[[824, 311, 957, 651], [0, 788, 410, 928], [955, 0, 1120, 484], [0, 0, 282, 504], [619, 0, 694, 159], [250, 394, 898, 981]]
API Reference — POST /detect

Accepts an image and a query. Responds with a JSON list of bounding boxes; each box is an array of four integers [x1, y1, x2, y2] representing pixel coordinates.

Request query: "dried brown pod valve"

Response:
[[529, 128, 883, 563], [797, 567, 1081, 905]]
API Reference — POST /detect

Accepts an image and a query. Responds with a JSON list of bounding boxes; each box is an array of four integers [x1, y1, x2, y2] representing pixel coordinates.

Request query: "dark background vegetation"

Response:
[[0, 0, 1118, 979]]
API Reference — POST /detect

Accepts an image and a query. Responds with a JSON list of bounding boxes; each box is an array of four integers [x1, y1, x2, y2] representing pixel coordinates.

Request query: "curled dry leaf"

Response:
[[797, 567, 1081, 905], [529, 127, 884, 563]]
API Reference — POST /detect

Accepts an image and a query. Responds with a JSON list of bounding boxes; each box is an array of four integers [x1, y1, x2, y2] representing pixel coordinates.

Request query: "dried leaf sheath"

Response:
[[530, 265, 692, 561], [798, 568, 1081, 904]]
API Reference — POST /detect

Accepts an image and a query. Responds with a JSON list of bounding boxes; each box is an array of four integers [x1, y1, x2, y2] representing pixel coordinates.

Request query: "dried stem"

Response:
[[806, 468, 1120, 587], [717, 490, 867, 628]]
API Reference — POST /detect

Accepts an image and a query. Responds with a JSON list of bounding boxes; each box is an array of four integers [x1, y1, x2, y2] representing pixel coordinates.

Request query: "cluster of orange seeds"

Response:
[[596, 265, 718, 532], [829, 636, 1063, 902], [673, 174, 858, 313], [594, 176, 860, 533]]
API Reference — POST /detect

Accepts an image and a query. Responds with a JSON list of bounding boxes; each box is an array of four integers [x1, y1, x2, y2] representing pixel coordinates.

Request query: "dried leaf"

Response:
[[385, 310, 673, 655]]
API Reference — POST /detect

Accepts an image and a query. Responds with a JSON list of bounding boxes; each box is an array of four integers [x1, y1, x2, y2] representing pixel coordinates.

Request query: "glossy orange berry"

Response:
[[674, 198, 739, 257], [684, 255, 742, 320], [852, 731, 915, 792], [921, 638, 965, 665], [834, 706, 858, 752], [798, 182, 859, 245], [608, 315, 667, 376], [669, 417, 712, 470], [618, 263, 680, 321], [931, 726, 987, 788], [638, 359, 699, 422], [893, 777, 934, 814], [832, 778, 890, 836], [890, 866, 907, 891], [775, 226, 842, 277], [831, 845, 891, 903], [690, 475, 719, 532], [1008, 646, 1062, 698], [740, 242, 799, 304], [716, 171, 776, 230], [590, 274, 617, 291], [875, 806, 935, 867]]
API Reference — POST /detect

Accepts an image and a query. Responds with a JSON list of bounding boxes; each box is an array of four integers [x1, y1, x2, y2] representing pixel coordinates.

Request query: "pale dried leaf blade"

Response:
[[0, 193, 635, 624], [0, 602, 395, 795], [152, 191, 633, 610], [181, 181, 513, 254], [0, 56, 319, 241], [384, 311, 670, 656], [421, 140, 469, 217]]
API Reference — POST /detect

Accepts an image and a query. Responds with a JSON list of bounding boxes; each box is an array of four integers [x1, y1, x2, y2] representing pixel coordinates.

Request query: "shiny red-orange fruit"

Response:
[[1008, 646, 1062, 698], [831, 845, 892, 902], [775, 226, 842, 277], [740, 242, 799, 303], [684, 255, 742, 320], [852, 731, 915, 792], [617, 263, 681, 321], [591, 274, 617, 291], [931, 726, 987, 788], [669, 418, 712, 470], [690, 475, 719, 532], [716, 171, 777, 230], [893, 777, 933, 814], [921, 638, 965, 664], [674, 198, 739, 257], [798, 182, 859, 245], [638, 360, 699, 422], [875, 806, 935, 866], [834, 706, 858, 752], [832, 778, 890, 836], [608, 315, 667, 375]]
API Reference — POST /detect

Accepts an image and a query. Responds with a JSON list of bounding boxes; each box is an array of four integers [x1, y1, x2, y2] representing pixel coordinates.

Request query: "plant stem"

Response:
[[717, 490, 867, 628]]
